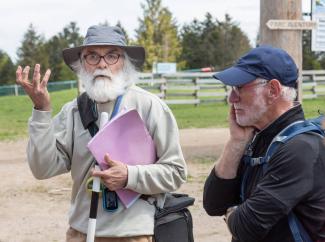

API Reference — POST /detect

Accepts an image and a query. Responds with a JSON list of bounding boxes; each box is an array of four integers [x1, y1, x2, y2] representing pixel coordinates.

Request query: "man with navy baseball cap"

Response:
[[203, 46, 325, 242]]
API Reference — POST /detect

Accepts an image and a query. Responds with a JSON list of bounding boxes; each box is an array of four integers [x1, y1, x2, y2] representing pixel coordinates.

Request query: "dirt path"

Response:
[[0, 128, 231, 242]]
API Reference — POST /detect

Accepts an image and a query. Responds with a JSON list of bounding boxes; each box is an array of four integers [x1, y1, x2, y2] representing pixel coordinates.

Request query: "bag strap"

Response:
[[263, 120, 324, 163], [77, 93, 123, 137], [288, 212, 313, 242], [77, 92, 98, 136], [154, 193, 195, 219]]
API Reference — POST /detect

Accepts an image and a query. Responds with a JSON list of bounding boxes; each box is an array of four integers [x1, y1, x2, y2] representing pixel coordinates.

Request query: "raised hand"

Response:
[[16, 64, 52, 111]]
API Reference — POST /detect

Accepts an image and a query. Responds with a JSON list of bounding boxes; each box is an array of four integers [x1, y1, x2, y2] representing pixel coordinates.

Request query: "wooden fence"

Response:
[[137, 72, 227, 105], [137, 71, 325, 105], [2, 71, 325, 105], [301, 70, 325, 99]]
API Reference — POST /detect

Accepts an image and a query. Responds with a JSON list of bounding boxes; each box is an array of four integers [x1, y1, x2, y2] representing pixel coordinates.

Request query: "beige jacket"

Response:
[[27, 85, 187, 237]]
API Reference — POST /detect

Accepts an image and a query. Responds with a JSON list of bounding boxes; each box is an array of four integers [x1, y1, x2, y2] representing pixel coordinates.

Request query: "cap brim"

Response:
[[62, 44, 145, 70], [213, 66, 257, 86]]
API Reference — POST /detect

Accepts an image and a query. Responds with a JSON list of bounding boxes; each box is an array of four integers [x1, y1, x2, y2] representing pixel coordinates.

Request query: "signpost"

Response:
[[266, 20, 317, 30]]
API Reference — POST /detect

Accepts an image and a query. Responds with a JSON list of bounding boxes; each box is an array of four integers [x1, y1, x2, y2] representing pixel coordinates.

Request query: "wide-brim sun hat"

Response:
[[62, 25, 145, 69]]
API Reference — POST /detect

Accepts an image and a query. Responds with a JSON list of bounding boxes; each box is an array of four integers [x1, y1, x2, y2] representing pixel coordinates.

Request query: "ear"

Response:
[[268, 79, 282, 99]]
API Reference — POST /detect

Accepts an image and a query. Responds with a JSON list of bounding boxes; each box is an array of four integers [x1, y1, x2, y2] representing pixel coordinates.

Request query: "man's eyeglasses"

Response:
[[231, 80, 269, 95], [83, 53, 122, 66]]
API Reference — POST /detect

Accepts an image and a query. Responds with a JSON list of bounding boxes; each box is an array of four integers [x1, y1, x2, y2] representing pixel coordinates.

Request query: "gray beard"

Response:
[[78, 69, 131, 102]]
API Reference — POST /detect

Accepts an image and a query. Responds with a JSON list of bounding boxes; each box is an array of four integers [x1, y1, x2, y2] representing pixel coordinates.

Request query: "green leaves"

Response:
[[136, 0, 181, 71], [0, 50, 15, 84], [180, 13, 252, 71]]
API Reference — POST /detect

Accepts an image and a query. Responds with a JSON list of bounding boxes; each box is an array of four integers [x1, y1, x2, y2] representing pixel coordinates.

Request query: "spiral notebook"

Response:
[[87, 109, 156, 208]]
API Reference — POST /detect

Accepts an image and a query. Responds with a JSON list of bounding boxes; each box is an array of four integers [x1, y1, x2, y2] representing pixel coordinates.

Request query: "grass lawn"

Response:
[[0, 89, 77, 140], [0, 88, 324, 140]]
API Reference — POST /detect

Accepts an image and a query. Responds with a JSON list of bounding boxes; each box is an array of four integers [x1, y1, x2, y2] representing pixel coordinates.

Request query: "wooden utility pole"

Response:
[[260, 0, 303, 102]]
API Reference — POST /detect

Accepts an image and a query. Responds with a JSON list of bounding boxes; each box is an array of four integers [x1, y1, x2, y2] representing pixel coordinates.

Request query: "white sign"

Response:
[[156, 63, 177, 74], [312, 0, 325, 51], [266, 20, 317, 30]]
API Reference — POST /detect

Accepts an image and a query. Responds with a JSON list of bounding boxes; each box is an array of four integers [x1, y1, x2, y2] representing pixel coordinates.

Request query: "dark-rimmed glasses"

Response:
[[83, 53, 122, 66]]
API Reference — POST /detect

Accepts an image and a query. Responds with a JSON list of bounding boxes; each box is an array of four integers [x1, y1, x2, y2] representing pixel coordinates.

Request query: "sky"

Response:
[[0, 0, 312, 63]]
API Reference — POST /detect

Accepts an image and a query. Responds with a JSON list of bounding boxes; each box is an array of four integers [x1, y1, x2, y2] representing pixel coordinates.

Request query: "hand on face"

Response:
[[16, 64, 52, 111], [91, 153, 128, 191], [228, 105, 255, 145]]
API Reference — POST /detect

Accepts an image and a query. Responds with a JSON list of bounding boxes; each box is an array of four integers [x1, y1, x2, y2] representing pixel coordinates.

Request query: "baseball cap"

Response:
[[213, 45, 298, 87]]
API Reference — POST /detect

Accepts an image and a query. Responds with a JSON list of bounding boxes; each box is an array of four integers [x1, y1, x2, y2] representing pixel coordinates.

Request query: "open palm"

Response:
[[16, 64, 52, 111]]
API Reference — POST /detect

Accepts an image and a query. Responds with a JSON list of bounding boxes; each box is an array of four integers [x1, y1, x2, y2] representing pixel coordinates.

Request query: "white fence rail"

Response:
[[1, 71, 325, 104]]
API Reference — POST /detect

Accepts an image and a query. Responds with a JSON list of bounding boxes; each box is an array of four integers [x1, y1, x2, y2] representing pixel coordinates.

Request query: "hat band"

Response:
[[83, 36, 126, 47]]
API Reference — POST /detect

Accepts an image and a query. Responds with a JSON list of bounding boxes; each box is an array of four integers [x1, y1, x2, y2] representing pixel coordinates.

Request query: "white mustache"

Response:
[[92, 69, 112, 80]]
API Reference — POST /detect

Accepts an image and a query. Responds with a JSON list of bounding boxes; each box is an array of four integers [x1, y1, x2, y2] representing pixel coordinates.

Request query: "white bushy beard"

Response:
[[79, 68, 132, 103]]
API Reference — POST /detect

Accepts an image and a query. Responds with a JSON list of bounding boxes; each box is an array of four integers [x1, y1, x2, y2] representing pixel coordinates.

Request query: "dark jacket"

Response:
[[203, 105, 325, 242]]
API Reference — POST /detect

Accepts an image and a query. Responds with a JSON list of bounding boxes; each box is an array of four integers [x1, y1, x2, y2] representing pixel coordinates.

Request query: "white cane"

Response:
[[86, 112, 109, 242]]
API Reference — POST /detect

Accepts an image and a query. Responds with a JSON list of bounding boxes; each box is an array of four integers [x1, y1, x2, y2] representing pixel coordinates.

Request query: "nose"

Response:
[[228, 88, 240, 104], [97, 56, 108, 69]]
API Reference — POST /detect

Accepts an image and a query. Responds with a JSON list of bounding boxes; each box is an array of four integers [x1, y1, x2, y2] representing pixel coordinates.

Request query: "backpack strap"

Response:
[[263, 120, 324, 165], [242, 120, 324, 169], [288, 212, 313, 242]]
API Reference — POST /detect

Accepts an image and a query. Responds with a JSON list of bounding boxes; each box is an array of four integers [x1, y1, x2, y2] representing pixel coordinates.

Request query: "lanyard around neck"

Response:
[[110, 95, 123, 120]]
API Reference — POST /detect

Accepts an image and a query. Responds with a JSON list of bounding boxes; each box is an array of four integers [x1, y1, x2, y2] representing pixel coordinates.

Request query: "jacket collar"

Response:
[[252, 103, 305, 154]]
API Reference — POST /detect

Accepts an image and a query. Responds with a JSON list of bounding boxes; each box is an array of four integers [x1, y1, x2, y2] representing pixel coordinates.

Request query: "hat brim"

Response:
[[62, 44, 145, 70], [213, 66, 257, 86]]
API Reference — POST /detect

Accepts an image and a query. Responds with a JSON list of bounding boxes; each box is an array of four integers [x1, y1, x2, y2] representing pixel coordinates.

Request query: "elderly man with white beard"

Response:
[[16, 25, 187, 242]]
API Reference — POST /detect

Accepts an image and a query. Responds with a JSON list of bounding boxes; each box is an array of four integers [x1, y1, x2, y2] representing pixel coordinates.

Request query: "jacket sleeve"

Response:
[[125, 101, 187, 194], [226, 134, 318, 242], [203, 169, 241, 216], [27, 103, 74, 179]]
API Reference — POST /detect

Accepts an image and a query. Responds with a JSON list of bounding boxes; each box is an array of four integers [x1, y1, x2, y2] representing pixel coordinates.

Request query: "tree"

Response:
[[179, 19, 204, 69], [0, 50, 16, 84], [16, 24, 48, 71], [302, 30, 321, 70], [180, 13, 251, 71], [59, 22, 83, 48], [45, 22, 83, 81], [136, 0, 181, 71], [215, 14, 251, 69]]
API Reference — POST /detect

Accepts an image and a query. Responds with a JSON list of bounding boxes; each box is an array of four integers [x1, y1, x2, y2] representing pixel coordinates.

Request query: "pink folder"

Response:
[[87, 109, 157, 208]]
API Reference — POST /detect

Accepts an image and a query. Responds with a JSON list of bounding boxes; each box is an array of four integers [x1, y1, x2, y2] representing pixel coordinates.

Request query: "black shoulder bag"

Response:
[[154, 193, 195, 242]]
